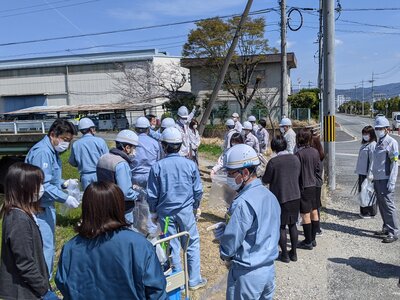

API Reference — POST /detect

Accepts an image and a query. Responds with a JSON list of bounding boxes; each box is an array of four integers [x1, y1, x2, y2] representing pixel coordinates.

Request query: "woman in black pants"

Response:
[[263, 136, 301, 262]]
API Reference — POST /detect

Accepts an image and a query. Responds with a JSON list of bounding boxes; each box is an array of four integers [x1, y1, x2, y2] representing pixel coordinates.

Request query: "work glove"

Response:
[[42, 290, 60, 300], [367, 173, 373, 181], [62, 179, 79, 189], [151, 213, 158, 224], [213, 223, 226, 241], [64, 195, 80, 209], [387, 182, 396, 193], [194, 208, 201, 221]]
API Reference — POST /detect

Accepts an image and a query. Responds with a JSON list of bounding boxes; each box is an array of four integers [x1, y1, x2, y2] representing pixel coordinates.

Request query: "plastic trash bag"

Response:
[[359, 179, 376, 207], [59, 180, 83, 216], [208, 174, 237, 209]]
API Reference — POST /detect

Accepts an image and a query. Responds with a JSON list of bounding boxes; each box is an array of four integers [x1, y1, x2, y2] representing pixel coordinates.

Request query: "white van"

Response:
[[392, 112, 400, 130], [98, 112, 129, 131]]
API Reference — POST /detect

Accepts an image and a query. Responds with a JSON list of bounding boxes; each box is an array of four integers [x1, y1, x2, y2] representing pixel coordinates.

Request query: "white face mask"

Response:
[[279, 127, 285, 134], [180, 118, 188, 125], [227, 175, 243, 191], [232, 117, 237, 122], [34, 184, 45, 202], [54, 140, 70, 153], [362, 135, 370, 142], [193, 125, 198, 129], [129, 147, 136, 158], [150, 125, 156, 129], [375, 129, 385, 139]]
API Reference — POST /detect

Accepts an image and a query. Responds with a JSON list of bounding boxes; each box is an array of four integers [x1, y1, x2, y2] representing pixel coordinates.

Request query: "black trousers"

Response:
[[358, 174, 377, 216]]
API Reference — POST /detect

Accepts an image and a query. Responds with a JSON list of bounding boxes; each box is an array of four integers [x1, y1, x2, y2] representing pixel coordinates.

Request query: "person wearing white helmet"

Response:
[[372, 116, 399, 243], [131, 117, 161, 188], [243, 121, 260, 154], [68, 117, 109, 190], [248, 115, 259, 135], [279, 117, 296, 154], [223, 118, 238, 152], [147, 127, 207, 291], [213, 144, 280, 300], [175, 105, 196, 158], [231, 112, 243, 133], [96, 129, 139, 223]]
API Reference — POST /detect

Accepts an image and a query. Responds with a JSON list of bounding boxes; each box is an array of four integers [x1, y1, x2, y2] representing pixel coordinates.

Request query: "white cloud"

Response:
[[335, 39, 343, 46]]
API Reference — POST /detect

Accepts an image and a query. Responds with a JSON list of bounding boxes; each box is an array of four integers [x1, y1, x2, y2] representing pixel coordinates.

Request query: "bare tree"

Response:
[[112, 61, 187, 104]]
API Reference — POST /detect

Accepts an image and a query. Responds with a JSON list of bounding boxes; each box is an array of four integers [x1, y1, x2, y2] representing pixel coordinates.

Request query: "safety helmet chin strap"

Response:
[[237, 168, 256, 192]]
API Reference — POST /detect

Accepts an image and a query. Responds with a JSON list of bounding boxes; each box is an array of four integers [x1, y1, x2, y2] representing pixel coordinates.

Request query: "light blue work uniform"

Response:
[[147, 153, 204, 287], [68, 133, 109, 190], [25, 136, 69, 277], [132, 133, 161, 188], [149, 128, 162, 141], [55, 229, 167, 300], [97, 149, 139, 223], [372, 134, 399, 237], [220, 179, 281, 300]]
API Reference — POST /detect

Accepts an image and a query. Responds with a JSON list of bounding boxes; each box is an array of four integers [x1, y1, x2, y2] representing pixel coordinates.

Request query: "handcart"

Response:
[[154, 231, 191, 300]]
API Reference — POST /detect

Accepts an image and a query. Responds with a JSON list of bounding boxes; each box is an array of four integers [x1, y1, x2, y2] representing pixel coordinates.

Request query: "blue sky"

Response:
[[1, 0, 400, 91]]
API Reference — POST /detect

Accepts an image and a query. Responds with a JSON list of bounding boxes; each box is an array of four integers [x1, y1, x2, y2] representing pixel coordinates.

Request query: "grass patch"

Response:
[[198, 143, 222, 162]]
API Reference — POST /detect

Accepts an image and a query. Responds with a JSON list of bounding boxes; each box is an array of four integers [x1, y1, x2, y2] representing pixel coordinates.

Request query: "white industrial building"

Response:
[[0, 49, 189, 117]]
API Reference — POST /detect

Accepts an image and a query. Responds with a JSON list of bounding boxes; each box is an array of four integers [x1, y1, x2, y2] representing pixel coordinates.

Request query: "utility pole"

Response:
[[198, 0, 253, 135], [362, 80, 365, 115], [318, 0, 324, 129], [323, 0, 336, 190], [280, 0, 288, 118], [370, 72, 375, 117]]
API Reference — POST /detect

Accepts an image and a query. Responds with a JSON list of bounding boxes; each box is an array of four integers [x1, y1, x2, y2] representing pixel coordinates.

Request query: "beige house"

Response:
[[181, 53, 297, 120]]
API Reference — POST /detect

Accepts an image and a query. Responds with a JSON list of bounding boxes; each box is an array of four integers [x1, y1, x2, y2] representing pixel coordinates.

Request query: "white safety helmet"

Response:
[[177, 106, 189, 118], [226, 119, 235, 126], [135, 116, 150, 129], [224, 144, 260, 170], [78, 118, 95, 130], [248, 115, 256, 122], [161, 117, 176, 129], [161, 127, 183, 144], [232, 112, 239, 118], [243, 121, 253, 130], [279, 117, 292, 127], [115, 129, 139, 146], [374, 116, 390, 128]]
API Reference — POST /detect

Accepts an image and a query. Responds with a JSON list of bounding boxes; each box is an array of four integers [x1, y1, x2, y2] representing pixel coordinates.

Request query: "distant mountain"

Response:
[[335, 82, 400, 101]]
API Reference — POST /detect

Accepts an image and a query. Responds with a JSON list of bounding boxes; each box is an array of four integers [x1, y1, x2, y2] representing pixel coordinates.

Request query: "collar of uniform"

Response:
[[240, 178, 262, 194], [82, 133, 93, 138], [166, 153, 180, 158], [43, 135, 56, 154], [138, 133, 148, 137]]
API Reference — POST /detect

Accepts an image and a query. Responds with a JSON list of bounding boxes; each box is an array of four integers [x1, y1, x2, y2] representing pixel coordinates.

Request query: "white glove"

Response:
[[62, 179, 79, 189], [387, 182, 396, 193], [213, 223, 226, 241], [194, 208, 201, 221], [367, 173, 373, 181], [64, 195, 80, 208]]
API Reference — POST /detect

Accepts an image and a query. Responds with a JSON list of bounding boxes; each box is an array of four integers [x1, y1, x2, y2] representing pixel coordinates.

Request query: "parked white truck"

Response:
[[392, 112, 400, 130]]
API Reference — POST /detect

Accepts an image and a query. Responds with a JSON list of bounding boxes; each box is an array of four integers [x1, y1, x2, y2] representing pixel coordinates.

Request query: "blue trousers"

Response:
[[81, 173, 97, 191], [36, 206, 56, 278], [159, 206, 202, 287], [227, 264, 275, 300]]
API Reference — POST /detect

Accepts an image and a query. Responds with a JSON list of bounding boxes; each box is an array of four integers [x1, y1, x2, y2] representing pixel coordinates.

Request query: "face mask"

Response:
[[375, 130, 385, 139], [129, 147, 136, 157], [233, 118, 237, 122], [193, 125, 198, 129], [38, 184, 45, 200], [227, 174, 243, 191], [279, 127, 285, 134], [362, 135, 370, 142], [54, 140, 70, 153], [180, 118, 188, 125], [150, 125, 156, 129]]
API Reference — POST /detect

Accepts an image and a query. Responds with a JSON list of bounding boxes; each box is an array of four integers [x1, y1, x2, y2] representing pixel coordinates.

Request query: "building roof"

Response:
[[0, 49, 180, 71], [181, 52, 297, 69]]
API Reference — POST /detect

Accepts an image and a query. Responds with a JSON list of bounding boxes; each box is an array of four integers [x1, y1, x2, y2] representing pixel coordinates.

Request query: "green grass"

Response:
[[198, 143, 222, 161]]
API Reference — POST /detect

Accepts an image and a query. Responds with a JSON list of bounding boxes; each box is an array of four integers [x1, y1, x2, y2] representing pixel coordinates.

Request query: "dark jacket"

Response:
[[0, 209, 50, 299], [295, 146, 320, 189]]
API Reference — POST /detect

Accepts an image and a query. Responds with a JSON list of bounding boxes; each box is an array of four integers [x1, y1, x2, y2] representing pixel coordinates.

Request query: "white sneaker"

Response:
[[189, 278, 207, 290]]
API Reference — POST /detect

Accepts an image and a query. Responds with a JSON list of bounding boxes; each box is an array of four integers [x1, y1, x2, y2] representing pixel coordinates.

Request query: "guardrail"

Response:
[[0, 120, 55, 134]]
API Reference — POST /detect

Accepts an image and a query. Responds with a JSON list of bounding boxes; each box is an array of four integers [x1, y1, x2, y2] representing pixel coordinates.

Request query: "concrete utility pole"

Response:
[[323, 0, 336, 190], [362, 80, 365, 115], [198, 0, 253, 135], [370, 72, 375, 116], [280, 0, 288, 118], [318, 0, 324, 126]]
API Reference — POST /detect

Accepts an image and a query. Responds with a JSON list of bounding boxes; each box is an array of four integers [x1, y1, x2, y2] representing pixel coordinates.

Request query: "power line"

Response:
[[0, 0, 76, 13], [0, 8, 277, 48]]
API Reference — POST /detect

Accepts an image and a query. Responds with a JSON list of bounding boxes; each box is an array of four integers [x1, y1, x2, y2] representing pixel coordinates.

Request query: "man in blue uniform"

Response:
[[97, 129, 139, 223], [147, 127, 207, 290], [132, 117, 161, 188], [214, 144, 281, 299], [68, 118, 109, 190], [372, 116, 399, 243], [25, 119, 80, 276]]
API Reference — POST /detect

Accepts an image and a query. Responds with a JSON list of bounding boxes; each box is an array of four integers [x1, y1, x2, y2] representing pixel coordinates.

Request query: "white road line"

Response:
[[336, 152, 358, 157]]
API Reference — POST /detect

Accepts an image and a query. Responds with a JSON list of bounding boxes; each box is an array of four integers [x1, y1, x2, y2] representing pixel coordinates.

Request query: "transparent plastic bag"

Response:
[[359, 179, 376, 207], [208, 174, 237, 209], [59, 180, 82, 216]]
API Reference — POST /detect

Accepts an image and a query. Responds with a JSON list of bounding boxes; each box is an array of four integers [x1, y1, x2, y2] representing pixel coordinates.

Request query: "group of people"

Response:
[[0, 108, 398, 300]]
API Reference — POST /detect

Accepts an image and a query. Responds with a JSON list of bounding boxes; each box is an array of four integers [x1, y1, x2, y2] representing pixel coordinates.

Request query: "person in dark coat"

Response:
[[0, 162, 58, 300], [263, 136, 301, 262]]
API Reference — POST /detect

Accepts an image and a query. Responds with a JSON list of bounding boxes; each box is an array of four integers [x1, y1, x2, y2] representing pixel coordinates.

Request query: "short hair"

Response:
[[230, 132, 244, 147], [311, 135, 325, 161], [259, 119, 267, 128], [146, 114, 156, 122], [161, 141, 181, 154], [135, 127, 148, 134], [271, 135, 287, 153], [48, 119, 76, 137], [361, 125, 377, 144], [77, 182, 128, 239], [189, 119, 198, 129], [296, 128, 312, 147], [1, 162, 43, 218]]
